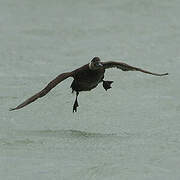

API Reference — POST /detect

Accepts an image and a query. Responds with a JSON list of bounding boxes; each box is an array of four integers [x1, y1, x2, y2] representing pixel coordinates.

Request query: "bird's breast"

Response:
[[78, 69, 104, 82], [71, 68, 105, 91]]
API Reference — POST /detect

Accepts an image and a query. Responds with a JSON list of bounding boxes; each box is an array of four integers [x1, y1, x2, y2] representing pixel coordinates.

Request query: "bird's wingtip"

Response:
[[9, 108, 15, 111], [160, 72, 169, 76]]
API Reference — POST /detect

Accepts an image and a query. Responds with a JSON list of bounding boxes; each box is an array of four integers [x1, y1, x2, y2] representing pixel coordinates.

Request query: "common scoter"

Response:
[[10, 57, 168, 112]]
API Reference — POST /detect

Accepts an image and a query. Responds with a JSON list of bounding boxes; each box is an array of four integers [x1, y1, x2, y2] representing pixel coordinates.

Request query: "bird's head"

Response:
[[89, 57, 103, 70]]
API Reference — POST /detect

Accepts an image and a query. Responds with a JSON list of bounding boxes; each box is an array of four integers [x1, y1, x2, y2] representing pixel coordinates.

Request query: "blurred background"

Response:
[[0, 0, 179, 179]]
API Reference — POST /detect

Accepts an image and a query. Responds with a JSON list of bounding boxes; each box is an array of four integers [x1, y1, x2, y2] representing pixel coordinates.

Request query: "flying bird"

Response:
[[10, 57, 168, 112]]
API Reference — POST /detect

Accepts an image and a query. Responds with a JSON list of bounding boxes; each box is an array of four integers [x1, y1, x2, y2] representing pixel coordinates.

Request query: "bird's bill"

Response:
[[97, 62, 103, 67]]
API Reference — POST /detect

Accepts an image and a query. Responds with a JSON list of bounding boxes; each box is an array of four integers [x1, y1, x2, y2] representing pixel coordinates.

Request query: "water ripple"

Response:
[[22, 129, 119, 138]]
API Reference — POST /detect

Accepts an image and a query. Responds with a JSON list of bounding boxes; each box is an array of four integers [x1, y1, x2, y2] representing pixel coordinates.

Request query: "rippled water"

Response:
[[0, 0, 180, 179]]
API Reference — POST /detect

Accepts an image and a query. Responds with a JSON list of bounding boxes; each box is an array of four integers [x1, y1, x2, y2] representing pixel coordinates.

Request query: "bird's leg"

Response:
[[73, 91, 79, 113], [103, 80, 113, 91]]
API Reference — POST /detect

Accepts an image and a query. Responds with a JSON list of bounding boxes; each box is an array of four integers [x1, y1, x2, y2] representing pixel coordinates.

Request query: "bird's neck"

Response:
[[88, 62, 93, 70]]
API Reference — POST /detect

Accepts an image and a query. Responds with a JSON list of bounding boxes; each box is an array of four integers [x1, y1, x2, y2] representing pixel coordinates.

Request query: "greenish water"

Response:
[[0, 0, 180, 179]]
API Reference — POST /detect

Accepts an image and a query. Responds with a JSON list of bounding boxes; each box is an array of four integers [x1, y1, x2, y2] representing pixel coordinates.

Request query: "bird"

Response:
[[10, 57, 168, 112]]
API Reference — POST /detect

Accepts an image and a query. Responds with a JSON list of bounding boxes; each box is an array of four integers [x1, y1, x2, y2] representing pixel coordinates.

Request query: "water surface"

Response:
[[0, 0, 180, 179]]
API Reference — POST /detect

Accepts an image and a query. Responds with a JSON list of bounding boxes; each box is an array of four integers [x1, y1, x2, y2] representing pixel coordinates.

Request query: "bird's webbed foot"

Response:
[[103, 80, 113, 91], [73, 92, 79, 113]]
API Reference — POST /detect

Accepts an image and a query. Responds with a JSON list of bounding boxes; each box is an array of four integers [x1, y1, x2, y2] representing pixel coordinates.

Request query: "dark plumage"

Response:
[[10, 57, 168, 112]]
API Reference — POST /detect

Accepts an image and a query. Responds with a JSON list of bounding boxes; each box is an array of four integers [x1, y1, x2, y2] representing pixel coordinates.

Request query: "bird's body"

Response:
[[10, 57, 168, 112], [70, 64, 105, 92]]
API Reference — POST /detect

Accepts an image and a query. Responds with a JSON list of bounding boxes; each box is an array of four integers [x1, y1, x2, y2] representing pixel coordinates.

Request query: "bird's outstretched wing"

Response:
[[102, 61, 168, 76], [10, 72, 73, 111]]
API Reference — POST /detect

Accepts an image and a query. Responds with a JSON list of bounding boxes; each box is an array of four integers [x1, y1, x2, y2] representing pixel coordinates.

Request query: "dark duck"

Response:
[[10, 57, 168, 112]]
